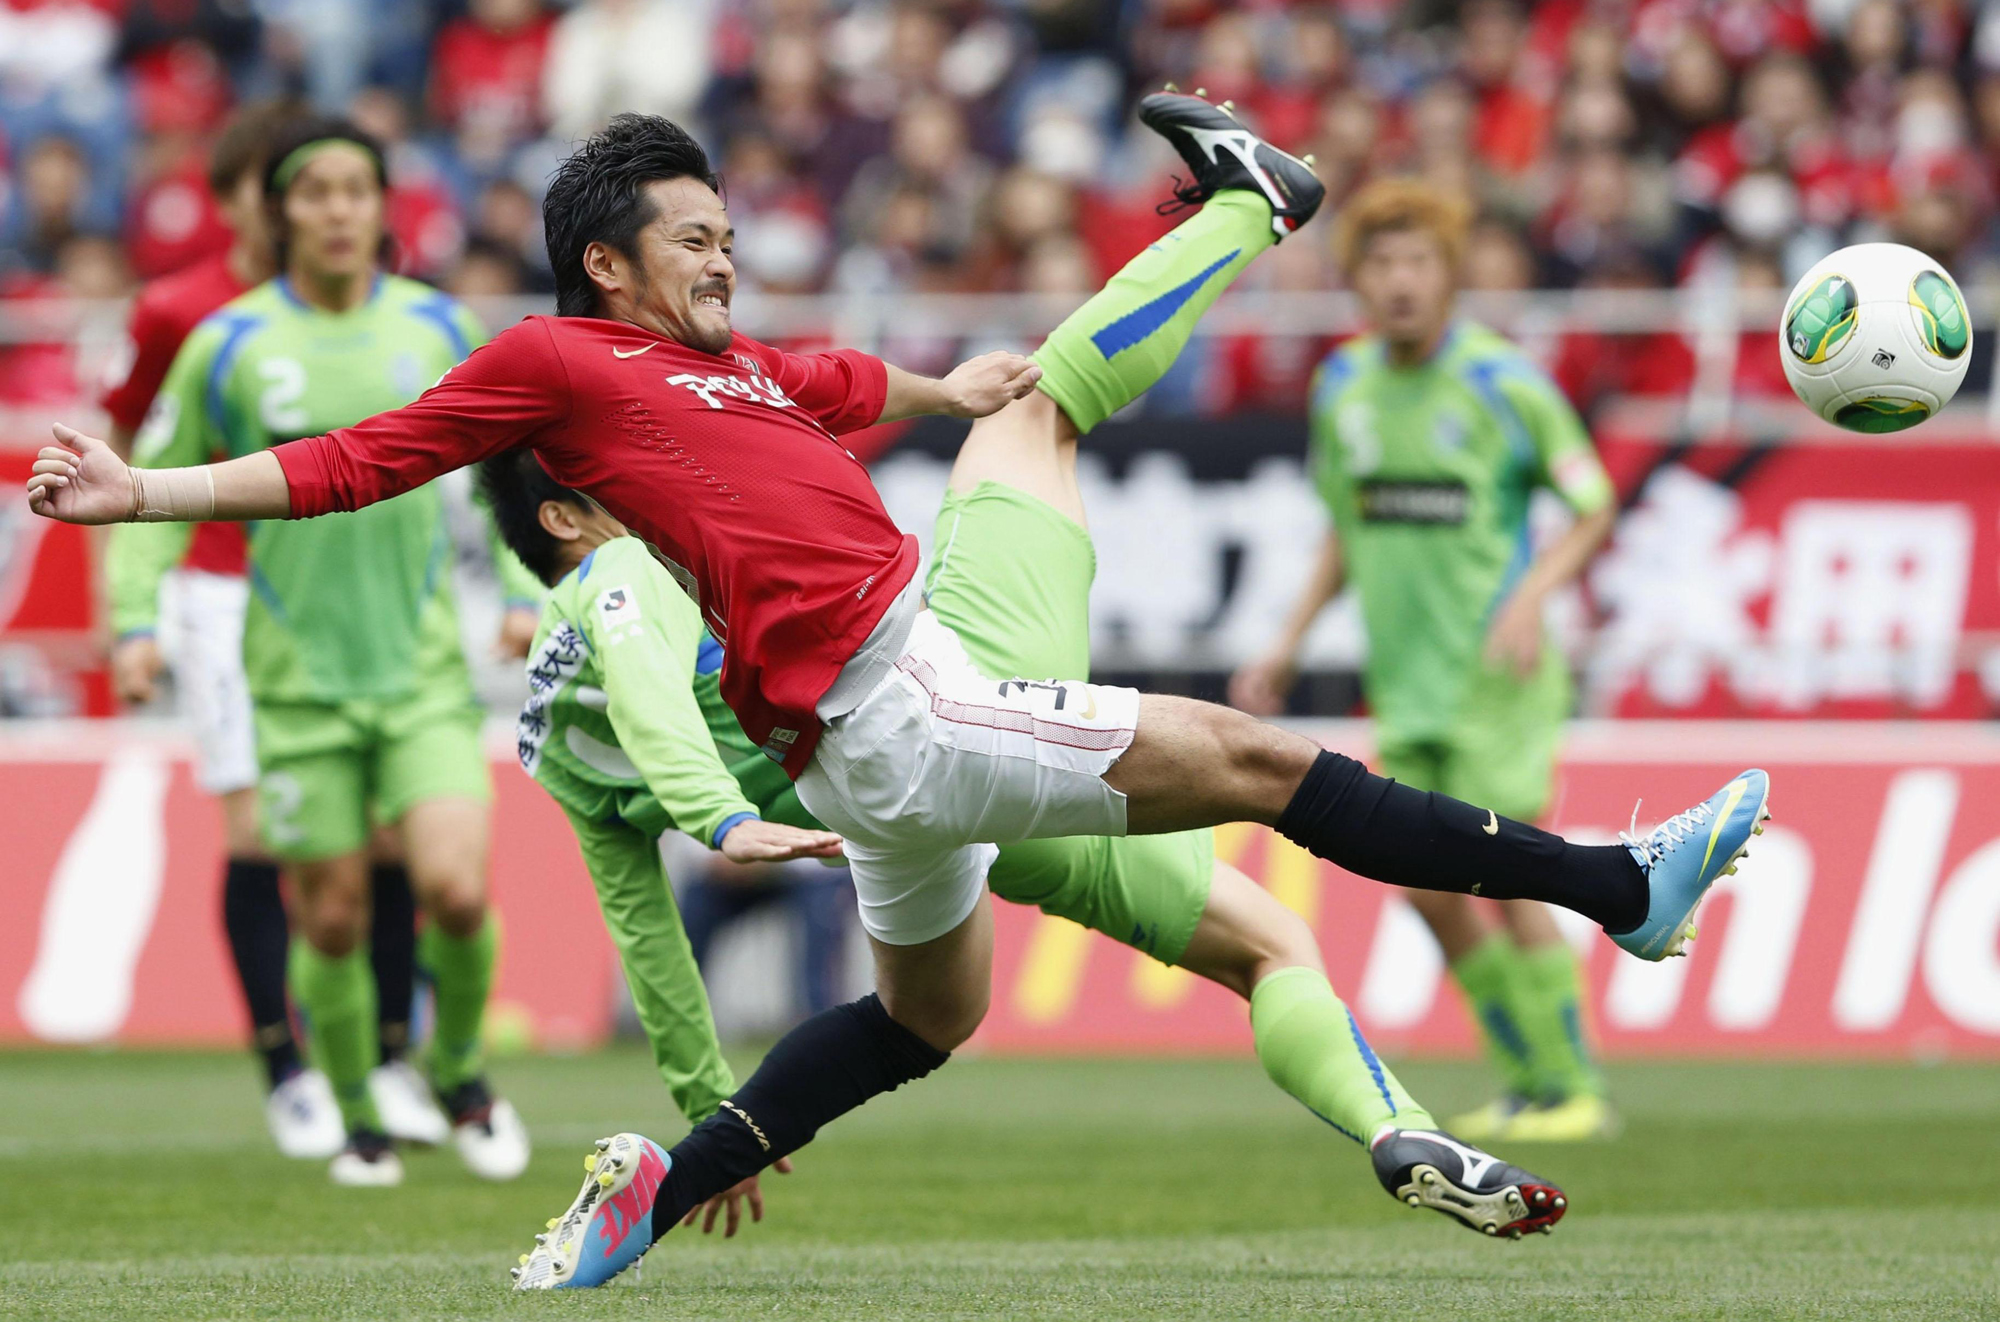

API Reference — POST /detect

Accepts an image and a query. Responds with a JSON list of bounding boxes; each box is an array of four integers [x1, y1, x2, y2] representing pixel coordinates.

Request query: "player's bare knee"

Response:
[[425, 883, 488, 939], [882, 981, 988, 1052], [301, 905, 365, 957], [1212, 709, 1320, 818]]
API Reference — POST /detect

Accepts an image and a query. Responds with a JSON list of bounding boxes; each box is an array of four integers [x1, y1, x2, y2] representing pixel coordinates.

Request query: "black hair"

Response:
[[477, 450, 594, 587], [543, 113, 722, 318], [261, 114, 391, 270]]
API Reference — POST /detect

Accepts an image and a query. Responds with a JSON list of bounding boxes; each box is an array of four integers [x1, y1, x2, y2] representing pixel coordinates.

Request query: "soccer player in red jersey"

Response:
[[33, 104, 1770, 1277], [97, 102, 439, 1159]]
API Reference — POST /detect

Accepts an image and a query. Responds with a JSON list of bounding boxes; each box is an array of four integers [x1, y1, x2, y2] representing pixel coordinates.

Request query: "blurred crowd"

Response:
[[4, 0, 2000, 415]]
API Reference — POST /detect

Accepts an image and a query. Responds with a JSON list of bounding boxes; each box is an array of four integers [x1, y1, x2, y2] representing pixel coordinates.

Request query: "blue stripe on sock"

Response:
[[1303, 1106, 1363, 1145], [1480, 1002, 1532, 1065], [1089, 250, 1241, 359], [1346, 1008, 1396, 1116]]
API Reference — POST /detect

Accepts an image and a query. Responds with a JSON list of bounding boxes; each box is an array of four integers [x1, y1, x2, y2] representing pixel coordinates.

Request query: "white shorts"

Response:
[[796, 610, 1140, 946], [157, 570, 258, 795]]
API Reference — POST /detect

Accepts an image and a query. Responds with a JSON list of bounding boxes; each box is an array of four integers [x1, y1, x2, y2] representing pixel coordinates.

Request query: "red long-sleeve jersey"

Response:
[[273, 315, 908, 778]]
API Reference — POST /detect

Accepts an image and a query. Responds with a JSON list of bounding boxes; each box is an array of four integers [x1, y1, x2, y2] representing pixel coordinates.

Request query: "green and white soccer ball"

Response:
[[1779, 242, 1972, 432]]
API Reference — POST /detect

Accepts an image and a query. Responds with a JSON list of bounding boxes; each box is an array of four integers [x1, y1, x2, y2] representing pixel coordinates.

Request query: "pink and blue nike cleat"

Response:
[[1615, 769, 1772, 960], [511, 1133, 670, 1290]]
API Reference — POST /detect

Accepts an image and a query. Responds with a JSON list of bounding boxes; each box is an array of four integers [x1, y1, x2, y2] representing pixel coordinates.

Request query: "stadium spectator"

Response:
[[429, 0, 555, 173], [544, 0, 714, 143], [4, 135, 95, 274]]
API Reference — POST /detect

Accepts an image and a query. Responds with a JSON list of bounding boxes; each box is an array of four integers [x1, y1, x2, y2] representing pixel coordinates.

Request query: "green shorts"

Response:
[[1375, 664, 1567, 823], [926, 481, 1212, 965], [254, 684, 491, 861]]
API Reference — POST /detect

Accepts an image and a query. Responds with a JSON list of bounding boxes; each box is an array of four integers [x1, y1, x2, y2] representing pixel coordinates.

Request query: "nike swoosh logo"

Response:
[[1483, 810, 1499, 836], [1699, 779, 1750, 876], [612, 343, 657, 359], [1076, 689, 1097, 720]]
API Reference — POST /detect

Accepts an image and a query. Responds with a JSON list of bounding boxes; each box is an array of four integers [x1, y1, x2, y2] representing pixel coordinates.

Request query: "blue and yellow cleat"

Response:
[[1614, 769, 1771, 961], [510, 1133, 670, 1290]]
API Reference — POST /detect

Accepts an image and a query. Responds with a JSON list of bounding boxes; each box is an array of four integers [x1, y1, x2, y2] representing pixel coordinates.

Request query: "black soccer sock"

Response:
[[1276, 750, 1648, 933], [220, 858, 301, 1089], [648, 993, 948, 1243], [369, 864, 417, 1064]]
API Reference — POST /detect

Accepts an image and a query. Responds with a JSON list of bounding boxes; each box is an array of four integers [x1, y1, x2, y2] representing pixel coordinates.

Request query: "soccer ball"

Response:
[[1779, 242, 1972, 433]]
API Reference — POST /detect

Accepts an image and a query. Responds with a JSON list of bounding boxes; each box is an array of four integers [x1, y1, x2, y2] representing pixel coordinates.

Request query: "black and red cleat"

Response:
[[1136, 88, 1325, 242], [1369, 1127, 1568, 1239]]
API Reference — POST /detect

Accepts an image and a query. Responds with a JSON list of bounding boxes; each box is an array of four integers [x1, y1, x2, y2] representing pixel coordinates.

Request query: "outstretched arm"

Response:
[[32, 321, 568, 528], [29, 424, 291, 525]]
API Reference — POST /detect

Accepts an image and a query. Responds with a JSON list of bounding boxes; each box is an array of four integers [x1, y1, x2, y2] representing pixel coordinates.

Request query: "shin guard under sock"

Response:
[[369, 864, 416, 1063], [1449, 933, 1538, 1101], [420, 916, 497, 1093], [220, 858, 301, 1089], [1277, 751, 1648, 933], [649, 993, 948, 1242], [1250, 966, 1434, 1142], [290, 939, 382, 1132], [1033, 190, 1275, 434]]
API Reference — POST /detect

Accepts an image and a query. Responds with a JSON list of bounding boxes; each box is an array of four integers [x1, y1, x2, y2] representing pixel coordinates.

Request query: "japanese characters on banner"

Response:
[[1, 723, 1996, 1057], [1587, 435, 2000, 720]]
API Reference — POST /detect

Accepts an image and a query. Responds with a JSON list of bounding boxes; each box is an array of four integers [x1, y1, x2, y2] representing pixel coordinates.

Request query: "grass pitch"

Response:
[[4, 1047, 1996, 1320]]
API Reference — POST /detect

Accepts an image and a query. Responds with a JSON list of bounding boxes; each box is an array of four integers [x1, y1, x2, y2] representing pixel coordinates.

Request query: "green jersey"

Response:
[[1309, 321, 1613, 742], [518, 535, 786, 849], [106, 274, 540, 703]]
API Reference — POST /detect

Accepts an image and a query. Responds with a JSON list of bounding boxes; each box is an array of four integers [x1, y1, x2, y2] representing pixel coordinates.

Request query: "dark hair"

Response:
[[209, 100, 301, 196], [543, 113, 721, 318], [477, 449, 593, 587], [261, 114, 390, 269]]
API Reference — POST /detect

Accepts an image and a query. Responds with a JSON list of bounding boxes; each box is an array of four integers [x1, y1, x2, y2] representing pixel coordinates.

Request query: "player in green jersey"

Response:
[[104, 117, 540, 1186], [1233, 179, 1618, 1142]]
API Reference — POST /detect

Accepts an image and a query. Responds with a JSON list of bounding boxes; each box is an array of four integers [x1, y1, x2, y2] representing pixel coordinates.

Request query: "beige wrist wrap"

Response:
[[130, 466, 217, 523]]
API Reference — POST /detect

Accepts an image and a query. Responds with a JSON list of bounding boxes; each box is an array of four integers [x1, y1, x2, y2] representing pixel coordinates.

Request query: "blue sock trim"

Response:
[[1479, 1001, 1533, 1065], [1345, 1007, 1396, 1115], [1088, 250, 1241, 359], [1304, 1105, 1363, 1145]]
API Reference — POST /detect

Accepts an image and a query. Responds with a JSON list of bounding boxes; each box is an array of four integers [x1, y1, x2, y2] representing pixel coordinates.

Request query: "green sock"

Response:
[[1034, 190, 1276, 434], [290, 939, 382, 1133], [1449, 933, 1538, 1102], [1250, 966, 1436, 1143], [1515, 940, 1604, 1102], [421, 916, 497, 1094]]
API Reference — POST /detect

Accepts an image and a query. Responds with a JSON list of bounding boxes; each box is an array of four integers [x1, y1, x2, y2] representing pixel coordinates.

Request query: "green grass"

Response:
[[4, 1048, 1997, 1320]]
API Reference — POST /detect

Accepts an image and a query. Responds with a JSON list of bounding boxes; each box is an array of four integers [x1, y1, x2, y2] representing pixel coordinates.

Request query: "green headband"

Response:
[[271, 138, 374, 191]]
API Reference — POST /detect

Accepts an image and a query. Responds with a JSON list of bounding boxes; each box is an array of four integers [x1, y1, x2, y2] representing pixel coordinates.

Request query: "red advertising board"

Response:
[[2, 720, 1996, 1058], [1590, 435, 2000, 720]]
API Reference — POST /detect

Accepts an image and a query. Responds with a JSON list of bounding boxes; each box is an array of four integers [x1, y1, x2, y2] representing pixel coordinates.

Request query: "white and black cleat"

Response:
[[1137, 89, 1325, 241], [328, 1127, 403, 1187], [1370, 1126, 1566, 1238]]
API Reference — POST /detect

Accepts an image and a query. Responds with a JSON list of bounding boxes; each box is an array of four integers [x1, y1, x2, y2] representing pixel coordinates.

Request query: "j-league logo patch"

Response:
[[596, 586, 642, 637]]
